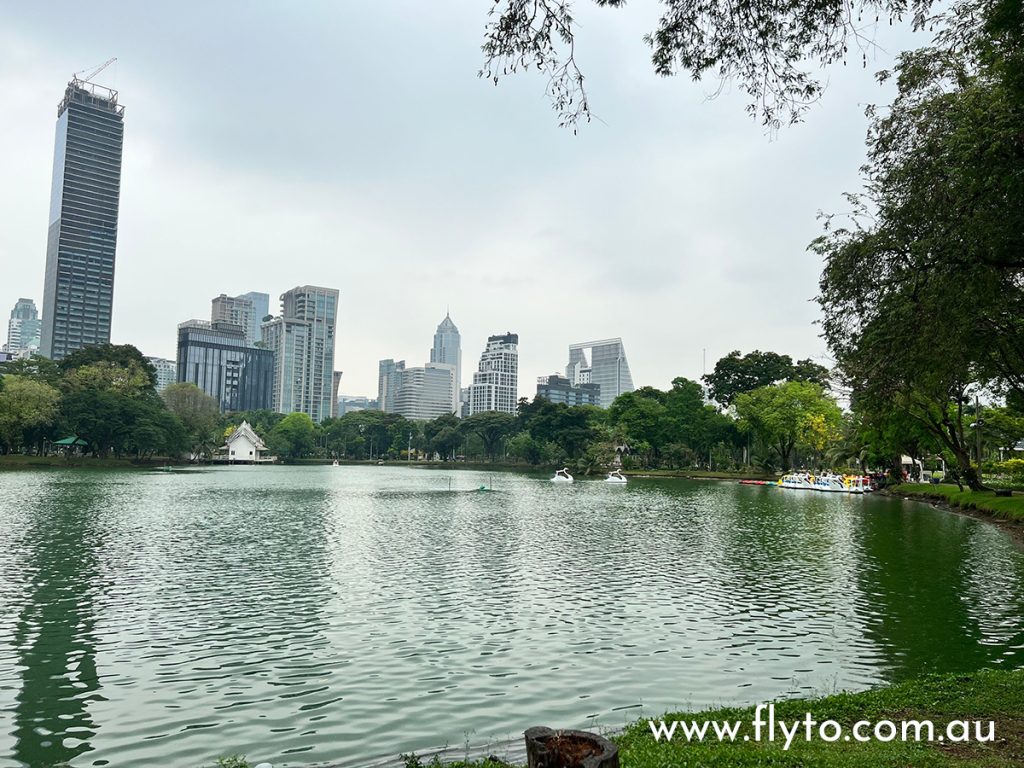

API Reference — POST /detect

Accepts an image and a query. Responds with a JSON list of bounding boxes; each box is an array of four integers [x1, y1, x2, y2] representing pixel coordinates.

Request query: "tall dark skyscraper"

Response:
[[40, 75, 125, 360]]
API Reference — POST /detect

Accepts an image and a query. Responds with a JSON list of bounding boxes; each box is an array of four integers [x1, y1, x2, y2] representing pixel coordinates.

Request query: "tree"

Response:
[[734, 381, 842, 470], [63, 360, 155, 398], [815, 5, 1023, 489], [268, 412, 317, 459], [162, 382, 221, 458], [0, 355, 62, 387], [125, 400, 188, 459], [60, 388, 129, 457], [424, 413, 463, 460], [0, 376, 61, 453], [702, 351, 829, 407], [463, 411, 516, 460], [59, 344, 157, 390], [607, 389, 669, 465], [506, 431, 543, 464], [481, 0, 937, 129]]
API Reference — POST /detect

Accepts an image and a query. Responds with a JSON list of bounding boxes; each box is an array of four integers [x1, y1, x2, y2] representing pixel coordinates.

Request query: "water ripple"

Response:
[[0, 468, 1022, 767]]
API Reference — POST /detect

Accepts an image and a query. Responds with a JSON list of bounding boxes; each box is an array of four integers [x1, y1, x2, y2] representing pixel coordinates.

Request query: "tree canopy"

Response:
[[482, 0, 936, 129], [814, 0, 1023, 488], [702, 350, 830, 407]]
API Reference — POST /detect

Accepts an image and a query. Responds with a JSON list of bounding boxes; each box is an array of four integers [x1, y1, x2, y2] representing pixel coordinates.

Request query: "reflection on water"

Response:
[[9, 475, 110, 767], [0, 467, 1022, 767]]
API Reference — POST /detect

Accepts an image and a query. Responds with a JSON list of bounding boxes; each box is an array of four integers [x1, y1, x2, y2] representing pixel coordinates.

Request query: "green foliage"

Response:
[[0, 346, 191, 460], [163, 382, 221, 458], [605, 378, 740, 469], [214, 757, 251, 768], [734, 381, 842, 471], [996, 459, 1024, 481], [268, 412, 316, 459], [462, 411, 516, 459], [59, 344, 157, 390], [506, 431, 543, 464], [0, 355, 61, 387], [815, 2, 1024, 490], [0, 376, 61, 453], [424, 413, 462, 460], [702, 350, 829, 407]]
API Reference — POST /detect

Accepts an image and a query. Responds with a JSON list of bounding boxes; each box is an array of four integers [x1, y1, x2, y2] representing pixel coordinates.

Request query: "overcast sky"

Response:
[[0, 2, 923, 397]]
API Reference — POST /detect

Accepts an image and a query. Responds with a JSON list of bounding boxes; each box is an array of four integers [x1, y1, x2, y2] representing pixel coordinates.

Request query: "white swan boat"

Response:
[[605, 470, 628, 485], [551, 468, 574, 483]]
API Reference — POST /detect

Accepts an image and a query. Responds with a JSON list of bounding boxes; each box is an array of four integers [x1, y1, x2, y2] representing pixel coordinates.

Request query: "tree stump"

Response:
[[524, 726, 619, 768]]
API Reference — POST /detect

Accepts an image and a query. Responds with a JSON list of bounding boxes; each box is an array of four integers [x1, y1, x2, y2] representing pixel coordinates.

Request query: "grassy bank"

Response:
[[0, 454, 186, 471], [895, 483, 1024, 524], [388, 669, 1023, 768]]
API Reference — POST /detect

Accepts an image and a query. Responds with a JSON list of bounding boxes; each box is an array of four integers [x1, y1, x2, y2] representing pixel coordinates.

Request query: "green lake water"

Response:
[[0, 466, 1022, 767]]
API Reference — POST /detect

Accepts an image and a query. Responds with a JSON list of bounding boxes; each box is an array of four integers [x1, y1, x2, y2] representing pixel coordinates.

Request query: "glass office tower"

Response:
[[430, 312, 461, 415], [262, 286, 339, 422], [176, 320, 274, 412], [566, 339, 634, 409], [41, 77, 125, 360]]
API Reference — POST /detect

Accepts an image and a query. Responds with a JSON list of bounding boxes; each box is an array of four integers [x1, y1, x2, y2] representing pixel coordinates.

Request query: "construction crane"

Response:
[[74, 57, 117, 83]]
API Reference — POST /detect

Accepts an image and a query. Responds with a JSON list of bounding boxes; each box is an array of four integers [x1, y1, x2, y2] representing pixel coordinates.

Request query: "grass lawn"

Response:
[[387, 669, 1024, 768], [895, 483, 1024, 523]]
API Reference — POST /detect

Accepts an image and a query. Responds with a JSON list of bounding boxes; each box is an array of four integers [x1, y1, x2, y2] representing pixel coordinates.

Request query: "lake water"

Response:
[[1, 466, 1023, 767]]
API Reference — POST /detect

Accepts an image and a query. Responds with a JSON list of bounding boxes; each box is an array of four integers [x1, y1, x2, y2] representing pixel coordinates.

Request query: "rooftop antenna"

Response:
[[75, 57, 117, 84]]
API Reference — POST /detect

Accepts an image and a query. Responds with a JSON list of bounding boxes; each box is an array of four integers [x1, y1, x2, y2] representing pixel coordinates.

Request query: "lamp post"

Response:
[[408, 431, 412, 463], [970, 395, 985, 466]]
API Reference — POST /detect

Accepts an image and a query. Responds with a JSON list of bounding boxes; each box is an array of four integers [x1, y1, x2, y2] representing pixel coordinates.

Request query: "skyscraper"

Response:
[[378, 359, 405, 413], [240, 292, 270, 345], [566, 338, 634, 408], [211, 292, 270, 347], [4, 299, 42, 356], [261, 285, 339, 422], [430, 313, 461, 415], [40, 75, 125, 360], [469, 332, 519, 415], [176, 320, 274, 411]]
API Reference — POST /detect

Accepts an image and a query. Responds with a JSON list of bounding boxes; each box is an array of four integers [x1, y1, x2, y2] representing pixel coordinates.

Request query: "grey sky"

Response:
[[0, 2, 922, 397]]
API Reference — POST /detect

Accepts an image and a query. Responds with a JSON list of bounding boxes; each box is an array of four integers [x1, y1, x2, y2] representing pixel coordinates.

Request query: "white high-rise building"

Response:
[[391, 363, 457, 421], [429, 312, 461, 415], [566, 338, 634, 408], [146, 356, 177, 394], [261, 285, 339, 422], [4, 298, 41, 356], [469, 332, 518, 415]]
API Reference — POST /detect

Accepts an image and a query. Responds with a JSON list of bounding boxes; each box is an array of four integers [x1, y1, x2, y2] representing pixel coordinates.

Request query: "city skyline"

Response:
[[0, 5, 919, 393]]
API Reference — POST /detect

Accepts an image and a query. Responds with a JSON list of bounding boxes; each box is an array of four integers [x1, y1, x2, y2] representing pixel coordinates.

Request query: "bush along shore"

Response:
[[209, 669, 1024, 768]]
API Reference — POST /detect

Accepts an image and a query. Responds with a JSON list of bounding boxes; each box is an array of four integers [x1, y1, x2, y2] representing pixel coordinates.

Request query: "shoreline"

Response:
[[307, 668, 1024, 768], [886, 485, 1024, 552]]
